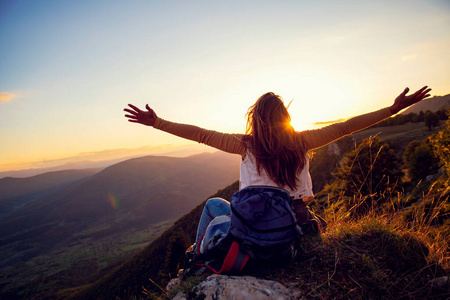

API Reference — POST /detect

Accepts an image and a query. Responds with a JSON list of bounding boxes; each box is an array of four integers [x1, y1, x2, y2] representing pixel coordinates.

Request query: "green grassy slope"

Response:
[[67, 181, 239, 300]]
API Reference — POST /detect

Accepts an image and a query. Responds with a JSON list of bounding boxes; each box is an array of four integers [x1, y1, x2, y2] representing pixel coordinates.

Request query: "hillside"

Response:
[[67, 181, 240, 300], [401, 94, 450, 115], [0, 152, 240, 299], [70, 177, 449, 299]]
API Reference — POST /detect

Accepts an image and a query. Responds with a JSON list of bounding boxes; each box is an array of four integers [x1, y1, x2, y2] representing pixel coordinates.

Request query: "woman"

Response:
[[124, 86, 431, 244]]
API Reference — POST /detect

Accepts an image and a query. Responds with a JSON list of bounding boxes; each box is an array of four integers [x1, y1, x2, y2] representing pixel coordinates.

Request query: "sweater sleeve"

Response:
[[153, 118, 246, 155], [300, 107, 393, 150]]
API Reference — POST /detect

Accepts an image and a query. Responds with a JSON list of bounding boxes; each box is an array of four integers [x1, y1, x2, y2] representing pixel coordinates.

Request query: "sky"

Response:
[[1, 0, 450, 174]]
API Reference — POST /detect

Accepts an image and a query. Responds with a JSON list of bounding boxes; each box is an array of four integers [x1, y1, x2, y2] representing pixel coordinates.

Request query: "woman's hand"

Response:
[[124, 104, 157, 126], [390, 86, 432, 114]]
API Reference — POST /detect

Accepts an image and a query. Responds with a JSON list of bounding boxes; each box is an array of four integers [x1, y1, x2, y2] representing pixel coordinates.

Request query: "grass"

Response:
[[162, 191, 448, 300], [166, 237, 446, 299], [164, 276, 204, 300], [272, 175, 448, 299], [164, 171, 449, 299], [302, 217, 445, 298]]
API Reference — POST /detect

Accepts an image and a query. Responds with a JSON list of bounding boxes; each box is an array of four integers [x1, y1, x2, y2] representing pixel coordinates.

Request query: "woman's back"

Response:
[[244, 92, 307, 191], [240, 150, 313, 199]]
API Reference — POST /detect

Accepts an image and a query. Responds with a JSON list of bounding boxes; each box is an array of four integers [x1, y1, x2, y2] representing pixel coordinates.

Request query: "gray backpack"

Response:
[[229, 186, 302, 263], [188, 186, 302, 275]]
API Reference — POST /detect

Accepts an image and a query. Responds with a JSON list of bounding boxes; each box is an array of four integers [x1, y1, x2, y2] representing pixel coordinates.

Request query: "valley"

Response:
[[0, 152, 240, 298]]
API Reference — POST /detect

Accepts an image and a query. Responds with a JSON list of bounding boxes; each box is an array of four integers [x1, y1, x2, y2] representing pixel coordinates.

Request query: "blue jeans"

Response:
[[195, 198, 231, 245]]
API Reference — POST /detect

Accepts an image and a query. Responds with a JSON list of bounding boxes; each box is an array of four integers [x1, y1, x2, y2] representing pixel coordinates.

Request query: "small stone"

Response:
[[429, 276, 449, 289], [166, 278, 181, 292], [172, 291, 187, 300]]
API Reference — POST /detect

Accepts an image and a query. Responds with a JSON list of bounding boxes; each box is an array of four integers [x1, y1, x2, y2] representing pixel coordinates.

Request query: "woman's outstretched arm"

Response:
[[301, 86, 432, 150], [124, 104, 246, 155]]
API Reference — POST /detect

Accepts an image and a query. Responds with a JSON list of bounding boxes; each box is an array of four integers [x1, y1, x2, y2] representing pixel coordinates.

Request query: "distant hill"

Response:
[[0, 144, 215, 179], [68, 181, 240, 300], [401, 93, 450, 115], [0, 160, 112, 179], [0, 152, 239, 298], [0, 169, 99, 220], [0, 151, 239, 249]]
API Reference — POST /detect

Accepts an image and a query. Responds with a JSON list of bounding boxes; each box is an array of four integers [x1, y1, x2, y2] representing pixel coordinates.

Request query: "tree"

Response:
[[418, 111, 425, 122], [330, 137, 403, 216], [405, 112, 418, 123], [331, 137, 402, 197], [430, 114, 450, 176], [394, 114, 406, 126], [436, 109, 448, 121], [403, 140, 421, 166], [425, 111, 439, 131], [403, 139, 439, 182]]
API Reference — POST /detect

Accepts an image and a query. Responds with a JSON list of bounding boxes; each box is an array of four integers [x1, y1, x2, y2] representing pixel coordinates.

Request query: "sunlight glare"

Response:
[[284, 74, 361, 131]]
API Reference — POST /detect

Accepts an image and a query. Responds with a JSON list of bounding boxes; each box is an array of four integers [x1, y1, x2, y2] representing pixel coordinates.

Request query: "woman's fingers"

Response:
[[124, 104, 145, 118], [127, 104, 141, 112], [414, 87, 431, 101], [413, 86, 430, 97], [123, 108, 138, 115], [421, 88, 432, 98], [124, 104, 143, 116]]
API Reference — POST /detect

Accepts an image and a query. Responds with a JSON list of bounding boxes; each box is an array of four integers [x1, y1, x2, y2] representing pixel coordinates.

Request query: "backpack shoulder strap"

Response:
[[206, 241, 249, 274]]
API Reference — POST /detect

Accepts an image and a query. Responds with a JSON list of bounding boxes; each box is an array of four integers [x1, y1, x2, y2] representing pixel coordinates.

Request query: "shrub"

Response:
[[329, 137, 402, 216], [430, 115, 450, 177], [403, 139, 439, 182], [425, 111, 440, 131]]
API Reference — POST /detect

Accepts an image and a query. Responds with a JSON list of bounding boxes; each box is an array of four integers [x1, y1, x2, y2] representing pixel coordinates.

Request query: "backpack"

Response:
[[293, 198, 327, 235], [184, 186, 303, 276]]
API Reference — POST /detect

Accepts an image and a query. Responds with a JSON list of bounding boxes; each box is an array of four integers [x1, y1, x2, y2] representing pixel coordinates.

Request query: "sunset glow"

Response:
[[1, 0, 449, 175]]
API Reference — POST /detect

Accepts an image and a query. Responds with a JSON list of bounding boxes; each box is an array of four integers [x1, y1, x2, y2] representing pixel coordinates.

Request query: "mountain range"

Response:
[[0, 151, 240, 297]]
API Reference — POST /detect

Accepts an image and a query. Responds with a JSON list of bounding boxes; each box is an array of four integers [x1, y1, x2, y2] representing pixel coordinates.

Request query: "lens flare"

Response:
[[107, 192, 119, 210]]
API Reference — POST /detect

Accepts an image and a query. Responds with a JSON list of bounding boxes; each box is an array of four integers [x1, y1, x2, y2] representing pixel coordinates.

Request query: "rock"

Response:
[[429, 276, 449, 289], [172, 274, 303, 300], [166, 278, 182, 293], [172, 292, 187, 300], [327, 142, 340, 156]]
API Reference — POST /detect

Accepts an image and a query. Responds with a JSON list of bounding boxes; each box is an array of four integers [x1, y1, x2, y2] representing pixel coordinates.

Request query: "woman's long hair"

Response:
[[244, 92, 306, 190]]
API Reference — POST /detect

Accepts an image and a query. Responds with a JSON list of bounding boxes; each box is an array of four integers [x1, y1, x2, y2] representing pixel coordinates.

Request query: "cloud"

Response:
[[313, 118, 347, 126], [401, 54, 418, 61], [0, 92, 17, 103]]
